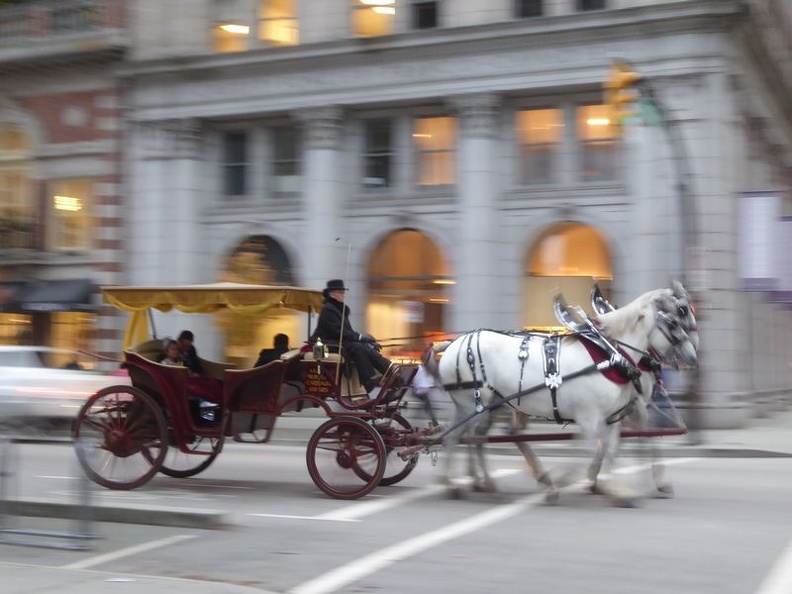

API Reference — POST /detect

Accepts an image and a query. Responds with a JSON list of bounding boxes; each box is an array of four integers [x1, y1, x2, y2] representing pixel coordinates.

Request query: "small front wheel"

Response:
[[306, 417, 386, 499], [73, 385, 167, 490]]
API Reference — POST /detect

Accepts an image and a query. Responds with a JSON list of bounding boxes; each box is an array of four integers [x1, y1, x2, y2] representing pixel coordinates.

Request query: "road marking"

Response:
[[755, 538, 792, 594], [60, 534, 198, 570], [612, 457, 700, 475], [319, 468, 520, 522], [249, 514, 361, 522], [289, 491, 548, 594], [289, 459, 699, 594]]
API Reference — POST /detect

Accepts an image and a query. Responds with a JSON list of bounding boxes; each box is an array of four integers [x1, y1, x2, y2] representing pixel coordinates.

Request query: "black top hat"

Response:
[[323, 279, 347, 296]]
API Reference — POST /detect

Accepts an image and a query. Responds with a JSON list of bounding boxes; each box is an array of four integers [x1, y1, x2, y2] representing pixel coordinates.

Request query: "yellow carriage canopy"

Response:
[[103, 282, 324, 349]]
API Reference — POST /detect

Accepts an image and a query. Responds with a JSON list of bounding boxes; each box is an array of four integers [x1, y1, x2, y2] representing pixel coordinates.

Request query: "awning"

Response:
[[16, 278, 97, 313]]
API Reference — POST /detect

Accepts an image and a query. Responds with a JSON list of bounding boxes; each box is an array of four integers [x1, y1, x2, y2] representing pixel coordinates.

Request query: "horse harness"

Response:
[[445, 328, 643, 427]]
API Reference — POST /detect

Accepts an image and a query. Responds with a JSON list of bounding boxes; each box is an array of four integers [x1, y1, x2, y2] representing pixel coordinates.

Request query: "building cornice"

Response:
[[119, 0, 743, 80]]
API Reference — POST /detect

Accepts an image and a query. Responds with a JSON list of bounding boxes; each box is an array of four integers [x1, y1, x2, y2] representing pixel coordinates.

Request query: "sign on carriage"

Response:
[[737, 191, 780, 291]]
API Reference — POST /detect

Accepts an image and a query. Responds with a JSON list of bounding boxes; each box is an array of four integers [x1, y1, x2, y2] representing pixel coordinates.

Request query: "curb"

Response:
[[5, 500, 227, 530]]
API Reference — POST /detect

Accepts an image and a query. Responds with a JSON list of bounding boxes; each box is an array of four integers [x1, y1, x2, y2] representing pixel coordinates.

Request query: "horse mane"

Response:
[[595, 288, 668, 336]]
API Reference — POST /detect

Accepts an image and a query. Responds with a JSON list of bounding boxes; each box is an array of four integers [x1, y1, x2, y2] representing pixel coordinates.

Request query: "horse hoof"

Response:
[[544, 491, 560, 506], [446, 486, 464, 500], [653, 484, 675, 499], [472, 480, 497, 493]]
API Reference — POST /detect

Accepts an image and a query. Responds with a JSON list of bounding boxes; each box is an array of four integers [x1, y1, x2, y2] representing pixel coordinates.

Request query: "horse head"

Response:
[[650, 283, 698, 368]]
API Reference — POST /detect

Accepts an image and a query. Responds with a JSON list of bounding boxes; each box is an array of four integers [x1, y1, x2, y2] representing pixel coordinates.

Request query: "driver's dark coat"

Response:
[[311, 296, 361, 345]]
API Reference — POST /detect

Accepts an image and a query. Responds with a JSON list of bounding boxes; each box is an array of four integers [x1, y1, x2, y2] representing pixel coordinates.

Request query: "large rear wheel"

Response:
[[159, 434, 224, 478], [306, 417, 386, 499], [73, 385, 167, 490]]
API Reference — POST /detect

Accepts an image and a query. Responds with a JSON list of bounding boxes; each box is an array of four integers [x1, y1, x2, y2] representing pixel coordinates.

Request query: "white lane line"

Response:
[[755, 538, 792, 594], [247, 469, 520, 524], [612, 457, 700, 475], [249, 514, 361, 522], [60, 534, 198, 570], [289, 459, 699, 594], [289, 492, 546, 594]]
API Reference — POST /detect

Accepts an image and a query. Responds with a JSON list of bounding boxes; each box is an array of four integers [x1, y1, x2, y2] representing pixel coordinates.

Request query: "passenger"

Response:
[[311, 279, 392, 395], [176, 330, 222, 414], [254, 333, 290, 367], [159, 339, 182, 366], [177, 330, 204, 375]]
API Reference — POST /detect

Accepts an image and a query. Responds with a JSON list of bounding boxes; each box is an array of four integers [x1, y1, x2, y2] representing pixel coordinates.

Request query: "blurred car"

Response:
[[0, 346, 130, 427]]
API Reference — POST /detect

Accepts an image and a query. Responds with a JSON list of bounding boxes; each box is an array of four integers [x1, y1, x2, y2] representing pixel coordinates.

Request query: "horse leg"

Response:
[[587, 421, 621, 496], [579, 419, 643, 508], [441, 404, 475, 499], [637, 401, 675, 498], [470, 412, 497, 493], [505, 415, 558, 499]]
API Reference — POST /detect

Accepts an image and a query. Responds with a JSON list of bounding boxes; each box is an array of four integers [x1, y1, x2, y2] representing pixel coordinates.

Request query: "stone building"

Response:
[[121, 0, 792, 427], [0, 0, 127, 361]]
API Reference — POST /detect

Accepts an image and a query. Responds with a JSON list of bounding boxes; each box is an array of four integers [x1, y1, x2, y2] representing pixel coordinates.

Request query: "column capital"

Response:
[[451, 93, 500, 139], [297, 106, 344, 150]]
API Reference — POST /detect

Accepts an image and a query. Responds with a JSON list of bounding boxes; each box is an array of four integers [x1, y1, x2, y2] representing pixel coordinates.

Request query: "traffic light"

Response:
[[604, 61, 643, 134]]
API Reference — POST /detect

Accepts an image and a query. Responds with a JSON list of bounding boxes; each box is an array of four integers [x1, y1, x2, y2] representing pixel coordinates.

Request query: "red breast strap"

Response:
[[579, 336, 636, 385]]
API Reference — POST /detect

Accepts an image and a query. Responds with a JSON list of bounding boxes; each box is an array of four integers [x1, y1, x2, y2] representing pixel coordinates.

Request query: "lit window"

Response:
[[223, 131, 249, 197], [259, 0, 298, 46], [412, 0, 438, 30], [578, 0, 606, 11], [576, 104, 618, 182], [516, 0, 543, 18], [50, 179, 93, 251], [516, 108, 562, 185], [351, 0, 395, 37], [0, 125, 35, 250], [363, 119, 394, 189], [212, 0, 251, 52], [413, 116, 456, 186], [271, 125, 301, 195]]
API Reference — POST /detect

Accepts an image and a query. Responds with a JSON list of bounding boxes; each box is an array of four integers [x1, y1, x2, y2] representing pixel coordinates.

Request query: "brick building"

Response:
[[0, 0, 127, 360]]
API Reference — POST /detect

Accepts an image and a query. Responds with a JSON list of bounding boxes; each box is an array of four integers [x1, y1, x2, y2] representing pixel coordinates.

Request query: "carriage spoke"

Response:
[[306, 417, 386, 500]]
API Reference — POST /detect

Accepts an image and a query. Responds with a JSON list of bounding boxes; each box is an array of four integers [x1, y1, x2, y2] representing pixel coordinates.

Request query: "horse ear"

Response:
[[671, 279, 687, 298]]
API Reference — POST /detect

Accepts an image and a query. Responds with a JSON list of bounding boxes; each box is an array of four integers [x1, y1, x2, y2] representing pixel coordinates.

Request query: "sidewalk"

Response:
[[0, 563, 277, 594]]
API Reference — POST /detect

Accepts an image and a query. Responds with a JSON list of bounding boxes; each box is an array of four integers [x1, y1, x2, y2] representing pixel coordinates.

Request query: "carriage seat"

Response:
[[129, 339, 166, 361]]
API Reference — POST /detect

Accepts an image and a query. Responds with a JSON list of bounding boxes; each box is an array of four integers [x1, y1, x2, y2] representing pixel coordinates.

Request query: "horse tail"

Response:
[[422, 340, 451, 383]]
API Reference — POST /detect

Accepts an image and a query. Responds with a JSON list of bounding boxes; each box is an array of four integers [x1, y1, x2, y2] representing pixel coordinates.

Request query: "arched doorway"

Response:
[[217, 235, 305, 366], [366, 229, 452, 359], [523, 222, 613, 329]]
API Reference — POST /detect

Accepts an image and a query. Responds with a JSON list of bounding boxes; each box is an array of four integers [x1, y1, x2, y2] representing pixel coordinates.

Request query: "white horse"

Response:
[[589, 282, 699, 499], [425, 284, 699, 506]]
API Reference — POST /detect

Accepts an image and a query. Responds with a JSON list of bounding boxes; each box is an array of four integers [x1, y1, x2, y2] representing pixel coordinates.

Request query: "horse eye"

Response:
[[678, 306, 688, 317]]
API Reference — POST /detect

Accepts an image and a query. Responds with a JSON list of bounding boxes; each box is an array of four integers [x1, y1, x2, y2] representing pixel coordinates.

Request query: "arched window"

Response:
[[523, 222, 612, 329], [366, 229, 452, 359], [217, 235, 304, 366]]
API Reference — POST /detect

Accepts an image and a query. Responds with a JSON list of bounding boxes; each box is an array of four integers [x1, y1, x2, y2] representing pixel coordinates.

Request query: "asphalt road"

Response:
[[3, 441, 792, 594]]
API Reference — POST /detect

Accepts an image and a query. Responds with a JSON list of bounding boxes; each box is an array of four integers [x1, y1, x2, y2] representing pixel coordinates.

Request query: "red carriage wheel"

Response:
[[306, 417, 386, 499], [72, 385, 167, 490], [159, 434, 225, 479]]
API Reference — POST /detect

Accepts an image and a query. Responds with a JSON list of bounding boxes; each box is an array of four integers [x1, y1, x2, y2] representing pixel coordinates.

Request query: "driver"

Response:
[[311, 279, 392, 395]]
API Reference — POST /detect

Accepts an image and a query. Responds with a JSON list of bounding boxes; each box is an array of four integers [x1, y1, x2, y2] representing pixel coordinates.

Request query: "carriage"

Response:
[[73, 281, 696, 506], [72, 283, 423, 500]]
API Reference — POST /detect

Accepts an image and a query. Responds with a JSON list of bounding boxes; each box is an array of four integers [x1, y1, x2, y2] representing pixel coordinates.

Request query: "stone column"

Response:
[[128, 118, 202, 286], [299, 106, 345, 290], [451, 93, 500, 330]]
